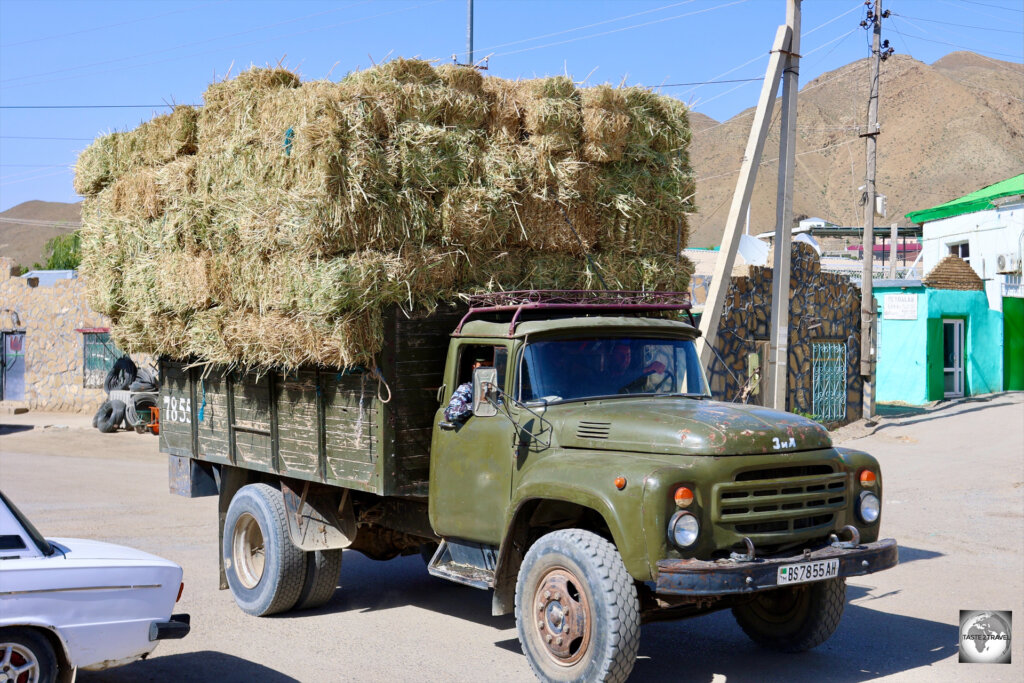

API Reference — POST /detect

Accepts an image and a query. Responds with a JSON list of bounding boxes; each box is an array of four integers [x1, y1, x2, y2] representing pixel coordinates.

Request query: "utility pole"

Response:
[[697, 24, 792, 368], [767, 0, 801, 411], [860, 0, 885, 421], [466, 0, 474, 67]]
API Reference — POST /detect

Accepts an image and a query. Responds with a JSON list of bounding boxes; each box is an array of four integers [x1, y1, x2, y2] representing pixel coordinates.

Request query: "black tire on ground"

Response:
[[223, 484, 306, 616], [91, 403, 104, 429], [95, 400, 126, 433], [294, 549, 343, 611], [732, 577, 846, 652], [0, 627, 58, 683], [515, 529, 640, 683]]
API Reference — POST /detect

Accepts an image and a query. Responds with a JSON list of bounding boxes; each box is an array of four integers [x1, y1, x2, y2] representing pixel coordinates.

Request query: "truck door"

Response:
[[429, 342, 514, 545]]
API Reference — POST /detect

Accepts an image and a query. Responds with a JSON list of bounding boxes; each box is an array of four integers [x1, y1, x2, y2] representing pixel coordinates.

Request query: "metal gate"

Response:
[[1, 331, 26, 401], [812, 341, 846, 423]]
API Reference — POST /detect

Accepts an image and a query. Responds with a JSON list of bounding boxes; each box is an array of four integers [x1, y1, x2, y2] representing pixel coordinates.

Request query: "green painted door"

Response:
[[428, 343, 514, 545], [1004, 297, 1024, 391]]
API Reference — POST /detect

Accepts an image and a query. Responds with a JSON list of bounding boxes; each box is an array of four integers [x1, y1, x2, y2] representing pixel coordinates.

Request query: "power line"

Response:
[[0, 1, 225, 49], [0, 217, 81, 227], [0, 164, 71, 168], [0, 136, 95, 141], [891, 12, 1024, 34], [490, 0, 750, 59], [957, 0, 1024, 12], [660, 78, 762, 87], [0, 105, 185, 110]]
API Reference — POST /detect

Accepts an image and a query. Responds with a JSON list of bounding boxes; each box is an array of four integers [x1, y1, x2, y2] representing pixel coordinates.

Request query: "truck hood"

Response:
[[551, 397, 831, 456]]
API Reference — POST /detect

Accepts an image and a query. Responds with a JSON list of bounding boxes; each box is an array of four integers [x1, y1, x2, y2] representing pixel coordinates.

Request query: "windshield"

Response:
[[519, 337, 710, 402], [0, 489, 54, 556]]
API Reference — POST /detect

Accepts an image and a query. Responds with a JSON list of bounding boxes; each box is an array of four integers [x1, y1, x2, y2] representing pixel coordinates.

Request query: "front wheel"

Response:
[[515, 529, 640, 683], [732, 577, 846, 652], [0, 627, 58, 683]]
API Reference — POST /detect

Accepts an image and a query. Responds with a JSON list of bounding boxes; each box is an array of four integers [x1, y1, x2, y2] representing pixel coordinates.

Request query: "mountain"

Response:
[[688, 52, 1024, 247], [0, 200, 82, 269]]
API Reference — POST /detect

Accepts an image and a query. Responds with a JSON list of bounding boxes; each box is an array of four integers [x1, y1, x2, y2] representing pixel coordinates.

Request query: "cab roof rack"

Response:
[[455, 289, 693, 334]]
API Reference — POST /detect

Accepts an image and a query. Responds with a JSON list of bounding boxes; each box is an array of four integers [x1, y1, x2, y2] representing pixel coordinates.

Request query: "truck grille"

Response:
[[713, 465, 846, 538]]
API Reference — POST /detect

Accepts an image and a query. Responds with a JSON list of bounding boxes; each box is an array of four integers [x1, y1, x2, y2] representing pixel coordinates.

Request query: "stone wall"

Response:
[[0, 257, 108, 412], [707, 243, 863, 425]]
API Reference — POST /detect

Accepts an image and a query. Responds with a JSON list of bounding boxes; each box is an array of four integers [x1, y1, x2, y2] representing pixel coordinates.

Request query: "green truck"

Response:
[[162, 290, 897, 682]]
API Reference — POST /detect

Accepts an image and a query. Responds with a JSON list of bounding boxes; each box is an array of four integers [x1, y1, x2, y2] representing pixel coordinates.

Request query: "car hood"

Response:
[[552, 397, 832, 456], [48, 537, 179, 566]]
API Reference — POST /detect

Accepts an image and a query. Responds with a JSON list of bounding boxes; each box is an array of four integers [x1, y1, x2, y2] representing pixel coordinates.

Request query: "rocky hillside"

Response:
[[0, 200, 81, 269], [689, 52, 1024, 246]]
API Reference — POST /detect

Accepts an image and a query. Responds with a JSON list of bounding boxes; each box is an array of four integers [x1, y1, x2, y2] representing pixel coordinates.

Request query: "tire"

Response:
[[515, 529, 640, 683], [223, 484, 306, 616], [91, 403, 104, 428], [104, 356, 137, 393], [732, 577, 846, 652], [0, 627, 58, 683], [95, 400, 126, 433], [294, 549, 343, 611]]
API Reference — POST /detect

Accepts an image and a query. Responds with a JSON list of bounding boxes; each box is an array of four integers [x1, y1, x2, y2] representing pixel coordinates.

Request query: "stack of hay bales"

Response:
[[76, 59, 696, 369]]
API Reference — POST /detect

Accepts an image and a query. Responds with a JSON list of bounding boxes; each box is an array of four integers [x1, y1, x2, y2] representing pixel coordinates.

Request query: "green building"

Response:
[[875, 256, 1004, 404]]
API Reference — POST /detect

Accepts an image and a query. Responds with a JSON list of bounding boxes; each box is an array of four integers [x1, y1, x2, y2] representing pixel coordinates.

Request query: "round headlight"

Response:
[[668, 511, 700, 548], [857, 491, 881, 524]]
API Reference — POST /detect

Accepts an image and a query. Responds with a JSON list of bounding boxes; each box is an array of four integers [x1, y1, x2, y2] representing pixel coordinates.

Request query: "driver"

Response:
[[609, 342, 667, 394], [444, 352, 493, 423]]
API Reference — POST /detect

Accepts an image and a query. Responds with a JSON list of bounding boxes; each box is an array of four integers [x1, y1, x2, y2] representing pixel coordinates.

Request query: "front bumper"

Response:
[[149, 614, 191, 641], [655, 538, 898, 596]]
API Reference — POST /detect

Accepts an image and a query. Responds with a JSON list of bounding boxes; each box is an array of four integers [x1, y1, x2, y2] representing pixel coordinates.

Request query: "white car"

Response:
[[0, 490, 189, 682]]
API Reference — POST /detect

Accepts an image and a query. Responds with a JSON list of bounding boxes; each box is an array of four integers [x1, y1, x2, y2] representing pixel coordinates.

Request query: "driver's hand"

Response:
[[643, 361, 666, 375]]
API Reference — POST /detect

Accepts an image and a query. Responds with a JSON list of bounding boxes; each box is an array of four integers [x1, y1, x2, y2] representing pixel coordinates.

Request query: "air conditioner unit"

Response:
[[996, 252, 1022, 274]]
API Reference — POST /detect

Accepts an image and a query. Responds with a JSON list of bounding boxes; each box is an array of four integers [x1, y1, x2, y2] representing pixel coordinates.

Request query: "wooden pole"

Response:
[[888, 222, 899, 278], [697, 24, 792, 368], [768, 0, 801, 411]]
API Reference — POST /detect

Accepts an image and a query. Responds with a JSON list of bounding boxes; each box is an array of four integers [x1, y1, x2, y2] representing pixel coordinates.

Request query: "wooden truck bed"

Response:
[[159, 305, 464, 498]]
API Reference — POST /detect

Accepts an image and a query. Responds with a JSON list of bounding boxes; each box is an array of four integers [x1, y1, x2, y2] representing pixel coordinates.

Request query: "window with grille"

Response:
[[812, 342, 847, 423], [81, 330, 121, 388]]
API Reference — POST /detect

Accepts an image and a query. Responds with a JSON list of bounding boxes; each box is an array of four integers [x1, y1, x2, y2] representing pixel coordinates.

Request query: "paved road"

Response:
[[1, 393, 1021, 682]]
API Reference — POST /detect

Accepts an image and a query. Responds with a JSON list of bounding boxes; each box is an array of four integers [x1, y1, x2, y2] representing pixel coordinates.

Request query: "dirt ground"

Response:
[[1, 392, 1022, 682]]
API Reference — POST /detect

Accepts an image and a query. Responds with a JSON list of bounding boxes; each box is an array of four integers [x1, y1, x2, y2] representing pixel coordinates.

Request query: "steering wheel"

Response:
[[651, 370, 675, 393]]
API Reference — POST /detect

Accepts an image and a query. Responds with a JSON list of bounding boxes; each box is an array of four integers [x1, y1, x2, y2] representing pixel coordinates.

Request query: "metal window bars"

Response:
[[812, 341, 847, 423]]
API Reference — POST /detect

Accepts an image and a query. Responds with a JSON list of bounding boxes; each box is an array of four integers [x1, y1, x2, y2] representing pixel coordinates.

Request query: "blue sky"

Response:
[[0, 0, 1021, 212]]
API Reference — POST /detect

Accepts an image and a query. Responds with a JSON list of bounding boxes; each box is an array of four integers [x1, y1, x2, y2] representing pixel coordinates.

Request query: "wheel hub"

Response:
[[534, 568, 592, 666], [232, 512, 266, 589], [0, 644, 38, 683]]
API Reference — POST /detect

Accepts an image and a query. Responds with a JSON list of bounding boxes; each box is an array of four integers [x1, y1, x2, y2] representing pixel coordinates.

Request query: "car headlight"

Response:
[[857, 491, 881, 524], [668, 511, 700, 549]]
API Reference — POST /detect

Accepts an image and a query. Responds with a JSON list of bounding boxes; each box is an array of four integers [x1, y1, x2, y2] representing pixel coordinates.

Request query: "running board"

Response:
[[427, 539, 497, 590]]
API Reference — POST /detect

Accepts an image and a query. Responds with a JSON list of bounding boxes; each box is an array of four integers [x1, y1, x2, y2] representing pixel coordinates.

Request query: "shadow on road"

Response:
[[871, 394, 1019, 433], [78, 651, 298, 682], [897, 545, 943, 565], [0, 424, 33, 436]]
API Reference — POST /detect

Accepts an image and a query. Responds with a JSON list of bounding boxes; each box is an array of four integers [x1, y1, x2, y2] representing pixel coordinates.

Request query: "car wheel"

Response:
[[223, 484, 305, 616], [0, 627, 58, 683], [294, 549, 343, 611], [732, 577, 846, 652], [515, 529, 640, 683]]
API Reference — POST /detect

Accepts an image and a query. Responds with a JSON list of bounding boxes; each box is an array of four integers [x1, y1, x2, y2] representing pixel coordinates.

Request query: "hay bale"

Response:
[[581, 85, 631, 163]]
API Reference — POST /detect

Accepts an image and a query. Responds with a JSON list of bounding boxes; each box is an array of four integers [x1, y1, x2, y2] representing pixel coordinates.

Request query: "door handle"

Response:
[[439, 421, 456, 431]]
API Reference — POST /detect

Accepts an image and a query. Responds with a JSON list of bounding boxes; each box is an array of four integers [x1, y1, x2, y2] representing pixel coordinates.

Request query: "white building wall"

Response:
[[920, 199, 1024, 312]]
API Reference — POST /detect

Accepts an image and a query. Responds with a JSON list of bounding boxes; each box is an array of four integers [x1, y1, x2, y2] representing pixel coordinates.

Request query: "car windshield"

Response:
[[518, 337, 710, 403], [0, 489, 54, 556]]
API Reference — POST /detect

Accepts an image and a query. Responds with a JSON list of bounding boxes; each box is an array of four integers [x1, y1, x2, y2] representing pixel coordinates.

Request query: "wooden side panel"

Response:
[[196, 370, 231, 464], [233, 370, 274, 472], [322, 370, 379, 492], [159, 360, 194, 457], [276, 370, 320, 478], [379, 305, 464, 496]]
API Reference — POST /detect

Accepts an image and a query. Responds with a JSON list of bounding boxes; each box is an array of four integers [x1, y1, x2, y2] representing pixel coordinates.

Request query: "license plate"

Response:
[[777, 558, 839, 585]]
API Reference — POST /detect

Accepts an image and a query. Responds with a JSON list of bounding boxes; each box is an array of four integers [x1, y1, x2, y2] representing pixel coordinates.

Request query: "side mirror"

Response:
[[472, 367, 499, 417]]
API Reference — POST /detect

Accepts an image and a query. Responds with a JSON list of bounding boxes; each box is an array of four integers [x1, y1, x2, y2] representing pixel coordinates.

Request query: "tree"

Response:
[[41, 231, 81, 270]]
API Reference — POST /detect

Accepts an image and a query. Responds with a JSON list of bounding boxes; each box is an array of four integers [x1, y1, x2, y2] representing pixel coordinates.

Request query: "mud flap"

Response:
[[281, 481, 356, 551]]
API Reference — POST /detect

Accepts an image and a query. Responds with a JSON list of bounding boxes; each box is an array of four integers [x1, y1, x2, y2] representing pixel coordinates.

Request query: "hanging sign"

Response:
[[883, 293, 918, 320]]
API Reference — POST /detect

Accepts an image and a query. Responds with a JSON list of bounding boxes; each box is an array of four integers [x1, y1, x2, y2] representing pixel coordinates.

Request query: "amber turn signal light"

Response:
[[859, 469, 877, 487], [614, 477, 627, 490], [674, 486, 694, 507], [177, 582, 184, 603]]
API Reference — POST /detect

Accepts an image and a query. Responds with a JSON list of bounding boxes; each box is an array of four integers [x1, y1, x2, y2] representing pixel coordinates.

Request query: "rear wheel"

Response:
[[0, 627, 58, 683], [515, 529, 640, 683], [294, 549, 343, 611], [223, 484, 305, 616], [732, 577, 846, 652]]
